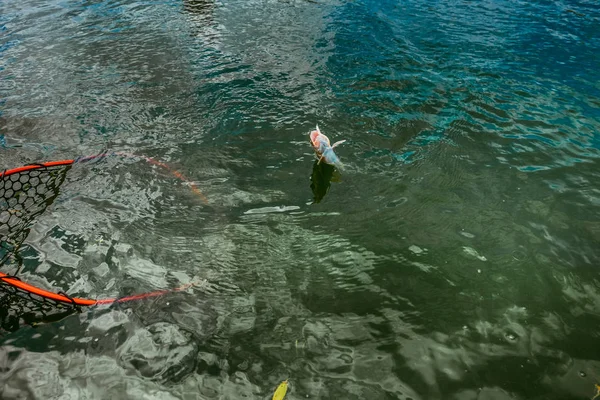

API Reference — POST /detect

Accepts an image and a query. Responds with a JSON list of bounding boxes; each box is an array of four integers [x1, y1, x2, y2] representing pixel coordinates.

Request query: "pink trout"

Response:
[[309, 125, 346, 168]]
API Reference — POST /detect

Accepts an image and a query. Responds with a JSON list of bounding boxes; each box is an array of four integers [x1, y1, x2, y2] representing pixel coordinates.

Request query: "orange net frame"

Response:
[[0, 155, 205, 332]]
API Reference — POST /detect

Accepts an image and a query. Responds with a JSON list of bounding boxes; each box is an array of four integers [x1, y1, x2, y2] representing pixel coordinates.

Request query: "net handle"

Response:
[[1, 160, 75, 178], [0, 273, 96, 306]]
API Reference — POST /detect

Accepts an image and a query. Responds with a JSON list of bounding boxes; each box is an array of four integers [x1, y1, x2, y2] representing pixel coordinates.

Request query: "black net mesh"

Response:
[[0, 276, 78, 333], [0, 163, 75, 333], [0, 164, 71, 267]]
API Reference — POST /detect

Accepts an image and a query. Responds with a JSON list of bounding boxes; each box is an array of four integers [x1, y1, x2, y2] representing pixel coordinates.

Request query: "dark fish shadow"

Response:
[[310, 160, 336, 204]]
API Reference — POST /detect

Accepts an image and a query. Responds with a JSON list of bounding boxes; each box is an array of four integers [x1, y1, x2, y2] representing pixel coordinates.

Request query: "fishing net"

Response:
[[0, 162, 72, 269], [0, 157, 204, 333], [0, 275, 79, 333], [0, 161, 76, 332]]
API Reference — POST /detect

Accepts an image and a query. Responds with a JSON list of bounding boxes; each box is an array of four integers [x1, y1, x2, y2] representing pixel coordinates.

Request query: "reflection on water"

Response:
[[310, 160, 335, 203], [183, 0, 214, 14], [1, 0, 600, 398], [182, 0, 216, 39]]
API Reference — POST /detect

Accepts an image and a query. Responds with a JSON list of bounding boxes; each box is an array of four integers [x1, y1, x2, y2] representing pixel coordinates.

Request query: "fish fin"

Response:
[[316, 124, 321, 135], [331, 140, 346, 148], [317, 154, 325, 165]]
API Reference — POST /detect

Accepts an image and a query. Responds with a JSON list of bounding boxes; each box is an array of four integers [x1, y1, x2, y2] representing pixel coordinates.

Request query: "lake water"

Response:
[[1, 0, 600, 399]]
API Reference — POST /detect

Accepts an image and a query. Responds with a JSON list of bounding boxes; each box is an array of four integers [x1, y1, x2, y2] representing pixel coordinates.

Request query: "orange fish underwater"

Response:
[[309, 125, 346, 168]]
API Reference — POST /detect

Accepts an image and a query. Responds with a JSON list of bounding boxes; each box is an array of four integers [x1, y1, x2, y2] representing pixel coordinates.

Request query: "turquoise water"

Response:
[[1, 0, 600, 398]]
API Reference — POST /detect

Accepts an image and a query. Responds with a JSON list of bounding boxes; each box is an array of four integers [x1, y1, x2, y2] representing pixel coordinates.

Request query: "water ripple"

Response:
[[1, 0, 600, 398]]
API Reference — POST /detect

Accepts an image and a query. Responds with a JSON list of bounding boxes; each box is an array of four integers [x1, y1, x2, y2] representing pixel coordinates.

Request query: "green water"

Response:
[[1, 0, 600, 399]]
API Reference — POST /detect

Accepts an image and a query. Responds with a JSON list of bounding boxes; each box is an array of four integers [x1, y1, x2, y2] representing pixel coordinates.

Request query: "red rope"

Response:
[[0, 272, 199, 306]]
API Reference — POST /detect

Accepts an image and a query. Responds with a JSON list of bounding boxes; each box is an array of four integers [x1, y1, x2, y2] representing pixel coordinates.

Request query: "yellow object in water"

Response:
[[592, 384, 600, 400], [272, 380, 289, 400]]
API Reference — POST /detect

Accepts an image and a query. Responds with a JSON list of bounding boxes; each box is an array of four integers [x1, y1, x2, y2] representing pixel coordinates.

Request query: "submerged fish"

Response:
[[309, 125, 346, 168]]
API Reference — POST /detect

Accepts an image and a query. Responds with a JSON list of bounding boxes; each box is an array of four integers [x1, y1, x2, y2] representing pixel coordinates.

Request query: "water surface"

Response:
[[1, 0, 600, 399]]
